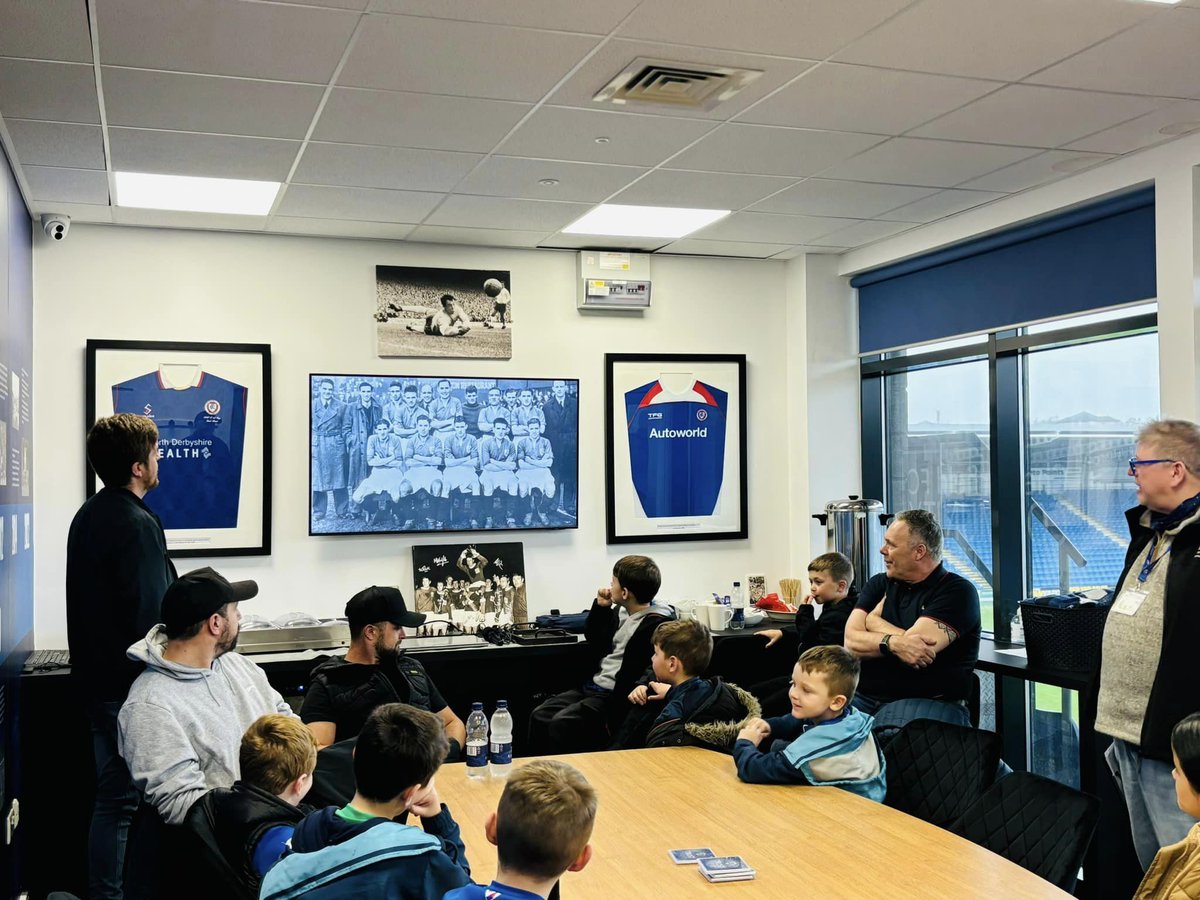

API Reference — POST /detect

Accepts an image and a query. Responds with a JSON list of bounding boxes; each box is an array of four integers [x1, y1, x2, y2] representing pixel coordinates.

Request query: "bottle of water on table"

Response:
[[465, 702, 489, 779], [730, 581, 745, 630], [490, 700, 513, 778]]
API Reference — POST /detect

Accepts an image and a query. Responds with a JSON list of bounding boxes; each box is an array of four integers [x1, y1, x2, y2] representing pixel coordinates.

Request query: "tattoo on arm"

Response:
[[935, 621, 957, 642]]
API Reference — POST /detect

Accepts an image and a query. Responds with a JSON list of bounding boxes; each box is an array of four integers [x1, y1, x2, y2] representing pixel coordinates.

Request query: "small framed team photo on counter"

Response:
[[85, 339, 272, 557], [604, 353, 747, 544]]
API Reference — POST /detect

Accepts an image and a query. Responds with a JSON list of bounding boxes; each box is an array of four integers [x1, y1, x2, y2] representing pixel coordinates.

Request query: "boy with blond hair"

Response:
[[185, 713, 319, 898], [445, 760, 597, 900], [733, 645, 886, 802], [615, 619, 759, 750]]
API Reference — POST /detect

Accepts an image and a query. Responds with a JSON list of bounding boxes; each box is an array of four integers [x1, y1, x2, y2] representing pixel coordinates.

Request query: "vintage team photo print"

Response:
[[311, 374, 579, 537], [411, 541, 528, 627], [86, 339, 272, 557], [376, 264, 513, 359], [605, 353, 747, 544]]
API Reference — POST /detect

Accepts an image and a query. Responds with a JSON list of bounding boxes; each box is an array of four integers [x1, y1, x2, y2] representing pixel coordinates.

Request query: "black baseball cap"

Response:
[[162, 567, 258, 633], [346, 586, 425, 631]]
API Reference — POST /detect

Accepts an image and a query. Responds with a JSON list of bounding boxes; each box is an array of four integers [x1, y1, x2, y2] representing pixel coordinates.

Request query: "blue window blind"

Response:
[[853, 187, 1156, 354]]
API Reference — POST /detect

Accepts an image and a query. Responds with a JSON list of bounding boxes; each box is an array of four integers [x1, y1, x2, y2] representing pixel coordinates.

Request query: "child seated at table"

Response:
[[732, 645, 886, 802], [612, 619, 760, 750], [444, 760, 597, 900], [261, 703, 470, 899], [1134, 712, 1200, 899]]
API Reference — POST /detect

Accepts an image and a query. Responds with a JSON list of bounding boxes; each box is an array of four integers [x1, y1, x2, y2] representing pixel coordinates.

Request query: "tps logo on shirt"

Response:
[[696, 408, 708, 422], [204, 399, 221, 415]]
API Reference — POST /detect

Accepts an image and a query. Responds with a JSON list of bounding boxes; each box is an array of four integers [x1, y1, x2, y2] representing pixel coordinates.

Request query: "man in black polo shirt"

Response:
[[301, 586, 466, 760], [844, 508, 981, 727]]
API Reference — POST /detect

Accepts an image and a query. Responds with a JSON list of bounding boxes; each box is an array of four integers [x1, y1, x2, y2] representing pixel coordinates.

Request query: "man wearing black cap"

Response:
[[117, 568, 296, 826], [301, 586, 466, 760]]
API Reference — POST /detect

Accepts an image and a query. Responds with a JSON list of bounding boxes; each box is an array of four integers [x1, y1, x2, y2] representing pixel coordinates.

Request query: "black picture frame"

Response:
[[86, 339, 272, 557], [605, 353, 747, 544], [310, 374, 579, 537]]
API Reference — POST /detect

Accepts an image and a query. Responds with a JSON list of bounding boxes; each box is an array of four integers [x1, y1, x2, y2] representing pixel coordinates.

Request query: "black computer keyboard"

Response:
[[23, 649, 70, 672]]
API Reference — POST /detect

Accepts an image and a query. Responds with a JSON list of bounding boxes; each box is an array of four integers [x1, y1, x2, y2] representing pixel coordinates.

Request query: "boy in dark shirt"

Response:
[[752, 552, 857, 717]]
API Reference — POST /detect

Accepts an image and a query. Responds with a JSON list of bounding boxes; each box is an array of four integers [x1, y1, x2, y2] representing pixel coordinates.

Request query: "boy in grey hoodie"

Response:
[[118, 567, 297, 825]]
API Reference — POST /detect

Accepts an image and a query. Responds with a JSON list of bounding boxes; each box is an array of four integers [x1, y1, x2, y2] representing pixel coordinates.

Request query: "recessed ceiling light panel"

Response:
[[114, 172, 281, 215], [562, 204, 730, 239]]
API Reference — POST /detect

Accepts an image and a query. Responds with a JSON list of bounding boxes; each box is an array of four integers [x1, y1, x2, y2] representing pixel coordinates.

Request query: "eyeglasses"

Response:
[[1128, 457, 1178, 474]]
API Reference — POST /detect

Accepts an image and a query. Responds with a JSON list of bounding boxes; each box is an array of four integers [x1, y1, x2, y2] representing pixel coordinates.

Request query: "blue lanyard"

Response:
[[1138, 537, 1170, 583]]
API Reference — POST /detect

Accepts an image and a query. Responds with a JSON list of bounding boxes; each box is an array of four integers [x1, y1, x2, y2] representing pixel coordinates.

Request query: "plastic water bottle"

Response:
[[465, 702, 489, 779], [1010, 609, 1025, 645], [489, 700, 513, 778], [730, 581, 745, 630]]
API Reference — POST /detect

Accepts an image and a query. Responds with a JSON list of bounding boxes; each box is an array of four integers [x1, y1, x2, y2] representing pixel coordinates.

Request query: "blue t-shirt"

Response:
[[252, 824, 295, 875], [624, 380, 727, 518], [113, 369, 248, 529], [444, 880, 547, 900]]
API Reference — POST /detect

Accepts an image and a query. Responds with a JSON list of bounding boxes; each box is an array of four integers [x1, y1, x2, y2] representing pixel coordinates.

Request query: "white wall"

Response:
[[33, 225, 800, 646]]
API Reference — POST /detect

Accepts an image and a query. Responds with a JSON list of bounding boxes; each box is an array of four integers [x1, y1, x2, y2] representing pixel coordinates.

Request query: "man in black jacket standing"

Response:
[[1097, 419, 1200, 870], [67, 413, 177, 899], [529, 555, 671, 753]]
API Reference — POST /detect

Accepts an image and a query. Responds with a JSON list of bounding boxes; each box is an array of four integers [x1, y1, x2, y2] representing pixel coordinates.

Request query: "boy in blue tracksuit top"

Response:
[[732, 645, 886, 803], [261, 703, 470, 899], [444, 759, 596, 900]]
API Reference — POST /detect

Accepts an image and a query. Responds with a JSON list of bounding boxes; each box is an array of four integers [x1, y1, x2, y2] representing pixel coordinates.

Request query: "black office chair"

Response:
[[882, 719, 1002, 828], [950, 771, 1099, 892]]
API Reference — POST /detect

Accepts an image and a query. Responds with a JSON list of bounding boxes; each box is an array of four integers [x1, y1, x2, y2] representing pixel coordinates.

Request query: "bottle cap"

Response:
[[496, 700, 508, 708], [471, 702, 483, 710]]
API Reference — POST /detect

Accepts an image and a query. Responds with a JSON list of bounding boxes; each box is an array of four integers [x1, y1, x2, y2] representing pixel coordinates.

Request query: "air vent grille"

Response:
[[593, 57, 763, 110]]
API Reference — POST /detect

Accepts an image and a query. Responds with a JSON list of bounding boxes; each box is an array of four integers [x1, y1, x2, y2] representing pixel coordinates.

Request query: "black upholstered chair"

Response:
[[881, 718, 1002, 828], [950, 771, 1100, 892]]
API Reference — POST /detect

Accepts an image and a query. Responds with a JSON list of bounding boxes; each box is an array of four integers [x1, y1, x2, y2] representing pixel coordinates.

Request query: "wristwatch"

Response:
[[880, 634, 893, 655]]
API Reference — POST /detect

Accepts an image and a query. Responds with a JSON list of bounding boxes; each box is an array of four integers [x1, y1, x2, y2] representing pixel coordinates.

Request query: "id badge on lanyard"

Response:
[[1116, 537, 1169, 615]]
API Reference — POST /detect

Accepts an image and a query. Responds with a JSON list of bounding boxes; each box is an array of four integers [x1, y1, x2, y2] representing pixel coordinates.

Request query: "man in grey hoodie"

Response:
[[118, 567, 296, 826]]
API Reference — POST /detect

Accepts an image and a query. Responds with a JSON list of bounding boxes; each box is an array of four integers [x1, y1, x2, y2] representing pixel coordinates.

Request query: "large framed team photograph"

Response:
[[310, 374, 578, 536], [376, 265, 513, 359], [605, 353, 747, 544], [85, 339, 272, 557]]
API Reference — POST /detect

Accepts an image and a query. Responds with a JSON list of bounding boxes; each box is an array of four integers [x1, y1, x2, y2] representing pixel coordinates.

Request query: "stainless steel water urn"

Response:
[[813, 496, 886, 593]]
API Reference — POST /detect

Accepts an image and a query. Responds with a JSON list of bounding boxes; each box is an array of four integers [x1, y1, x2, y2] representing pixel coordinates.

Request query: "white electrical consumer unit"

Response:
[[577, 251, 651, 312]]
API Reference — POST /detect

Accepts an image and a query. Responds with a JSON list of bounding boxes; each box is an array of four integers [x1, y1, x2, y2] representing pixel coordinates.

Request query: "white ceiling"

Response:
[[2, 0, 1199, 259]]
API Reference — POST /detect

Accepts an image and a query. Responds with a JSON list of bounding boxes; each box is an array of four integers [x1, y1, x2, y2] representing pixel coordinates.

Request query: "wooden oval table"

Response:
[[435, 746, 1073, 899]]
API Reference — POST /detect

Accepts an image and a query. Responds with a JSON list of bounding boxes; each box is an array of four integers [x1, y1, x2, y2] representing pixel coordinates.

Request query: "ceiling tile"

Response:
[[454, 157, 645, 202], [611, 169, 796, 209], [690, 211, 855, 243], [96, 0, 358, 83], [108, 128, 300, 180], [23, 166, 110, 204], [267, 217, 417, 240], [101, 68, 325, 140], [1031, 9, 1200, 100], [292, 0, 371, 9], [23, 199, 113, 223], [539, 233, 669, 251], [958, 150, 1115, 192], [736, 64, 997, 135], [835, 0, 1153, 81], [878, 188, 1007, 223], [1065, 100, 1200, 155], [112, 208, 267, 231], [911, 85, 1164, 148], [809, 218, 917, 247], [668, 124, 885, 177], [368, 0, 641, 33], [0, 0, 93, 62], [426, 195, 592, 231], [749, 178, 935, 217], [407, 225, 552, 248], [819, 138, 1038, 187], [659, 239, 793, 258], [546, 39, 815, 122], [497, 107, 716, 166], [276, 184, 444, 222], [339, 15, 598, 100], [5, 121, 106, 169], [294, 143, 483, 192], [0, 60, 99, 124], [617, 0, 913, 59], [314, 89, 531, 152], [772, 245, 847, 259]]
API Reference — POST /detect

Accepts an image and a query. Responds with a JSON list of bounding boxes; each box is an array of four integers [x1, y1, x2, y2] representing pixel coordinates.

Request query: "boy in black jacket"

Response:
[[751, 553, 857, 717], [529, 556, 670, 753]]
